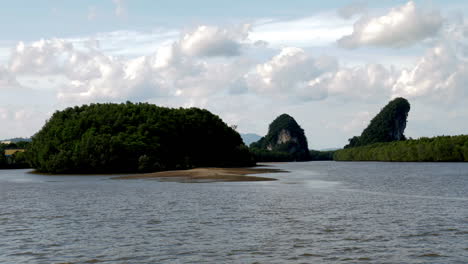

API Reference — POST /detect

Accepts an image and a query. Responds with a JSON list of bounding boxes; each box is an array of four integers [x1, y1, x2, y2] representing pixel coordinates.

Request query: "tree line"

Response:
[[334, 135, 468, 162], [0, 142, 30, 169]]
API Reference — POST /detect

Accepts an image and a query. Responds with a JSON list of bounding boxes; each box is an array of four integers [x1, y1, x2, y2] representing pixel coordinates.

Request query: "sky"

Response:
[[1, 0, 468, 149]]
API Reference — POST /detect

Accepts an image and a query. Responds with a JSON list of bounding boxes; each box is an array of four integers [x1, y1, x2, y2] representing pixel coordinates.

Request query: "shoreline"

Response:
[[113, 167, 287, 182]]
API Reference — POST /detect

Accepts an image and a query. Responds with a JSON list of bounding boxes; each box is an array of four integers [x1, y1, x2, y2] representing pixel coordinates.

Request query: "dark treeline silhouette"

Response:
[[335, 135, 468, 162], [250, 149, 335, 162], [309, 150, 335, 161], [27, 102, 254, 173], [0, 142, 30, 169]]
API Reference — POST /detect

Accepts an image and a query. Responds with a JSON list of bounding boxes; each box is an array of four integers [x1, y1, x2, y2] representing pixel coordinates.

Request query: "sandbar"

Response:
[[113, 167, 286, 182]]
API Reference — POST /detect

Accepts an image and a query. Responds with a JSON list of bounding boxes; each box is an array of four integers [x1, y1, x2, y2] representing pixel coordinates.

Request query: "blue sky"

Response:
[[1, 1, 468, 148], [3, 0, 464, 40]]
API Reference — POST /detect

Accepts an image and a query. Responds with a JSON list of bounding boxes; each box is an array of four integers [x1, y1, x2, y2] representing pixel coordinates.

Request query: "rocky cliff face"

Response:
[[346, 97, 410, 148], [277, 129, 298, 144], [393, 114, 408, 141], [251, 114, 310, 161], [267, 129, 299, 150]]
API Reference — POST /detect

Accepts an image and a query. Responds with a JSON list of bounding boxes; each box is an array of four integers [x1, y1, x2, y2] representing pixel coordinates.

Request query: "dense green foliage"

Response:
[[250, 149, 335, 162], [28, 102, 254, 173], [335, 135, 468, 162], [250, 114, 310, 161], [346, 97, 410, 148], [0, 142, 30, 169], [0, 146, 5, 168], [250, 149, 296, 162], [309, 150, 335, 161]]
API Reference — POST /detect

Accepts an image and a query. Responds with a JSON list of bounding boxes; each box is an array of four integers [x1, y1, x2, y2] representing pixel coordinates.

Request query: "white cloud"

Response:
[[68, 25, 250, 59], [392, 44, 468, 102], [76, 30, 179, 57], [6, 25, 254, 103], [3, 1, 468, 146], [7, 23, 468, 107], [3, 14, 468, 144], [251, 14, 353, 48], [246, 47, 397, 102], [9, 39, 74, 75], [309, 63, 396, 100], [8, 38, 168, 102], [179, 25, 251, 57], [57, 55, 170, 102], [247, 47, 337, 101], [338, 1, 444, 48]]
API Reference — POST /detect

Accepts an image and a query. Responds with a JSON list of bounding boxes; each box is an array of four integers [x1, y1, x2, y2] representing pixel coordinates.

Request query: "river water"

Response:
[[0, 161, 467, 263]]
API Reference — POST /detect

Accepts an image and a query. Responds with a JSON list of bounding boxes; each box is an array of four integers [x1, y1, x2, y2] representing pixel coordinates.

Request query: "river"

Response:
[[0, 161, 467, 263]]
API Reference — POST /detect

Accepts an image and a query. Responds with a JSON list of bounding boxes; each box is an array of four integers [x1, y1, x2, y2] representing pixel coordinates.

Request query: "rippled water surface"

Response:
[[1, 162, 467, 263]]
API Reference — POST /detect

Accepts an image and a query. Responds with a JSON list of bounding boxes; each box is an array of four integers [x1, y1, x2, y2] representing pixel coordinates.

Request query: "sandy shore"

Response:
[[113, 167, 286, 182]]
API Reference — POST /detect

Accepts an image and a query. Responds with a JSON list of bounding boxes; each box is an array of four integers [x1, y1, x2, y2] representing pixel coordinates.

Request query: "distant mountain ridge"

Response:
[[319, 148, 340, 151], [1, 137, 31, 143]]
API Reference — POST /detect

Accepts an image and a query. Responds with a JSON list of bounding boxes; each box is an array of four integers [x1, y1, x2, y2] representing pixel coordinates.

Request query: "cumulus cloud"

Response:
[[246, 47, 398, 102], [179, 25, 251, 57], [247, 47, 337, 101], [5, 17, 468, 108], [338, 1, 444, 48], [309, 63, 396, 100], [8, 39, 168, 102], [9, 39, 74, 74], [58, 55, 169, 102], [392, 44, 468, 101], [6, 27, 253, 103]]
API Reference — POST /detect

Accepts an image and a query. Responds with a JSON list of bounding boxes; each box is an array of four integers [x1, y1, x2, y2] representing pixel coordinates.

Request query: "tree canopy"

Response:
[[0, 141, 30, 169], [335, 135, 468, 162], [27, 102, 254, 173], [346, 97, 410, 148]]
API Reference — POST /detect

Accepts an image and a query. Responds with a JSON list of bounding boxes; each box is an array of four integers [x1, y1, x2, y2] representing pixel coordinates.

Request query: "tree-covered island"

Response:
[[27, 102, 255, 174]]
